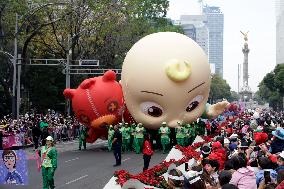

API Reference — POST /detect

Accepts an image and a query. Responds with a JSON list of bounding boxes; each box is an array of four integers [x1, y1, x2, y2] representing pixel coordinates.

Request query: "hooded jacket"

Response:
[[229, 167, 257, 189]]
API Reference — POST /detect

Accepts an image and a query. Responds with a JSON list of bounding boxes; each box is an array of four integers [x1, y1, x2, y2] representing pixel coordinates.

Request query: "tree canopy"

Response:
[[255, 64, 284, 110], [0, 0, 183, 116]]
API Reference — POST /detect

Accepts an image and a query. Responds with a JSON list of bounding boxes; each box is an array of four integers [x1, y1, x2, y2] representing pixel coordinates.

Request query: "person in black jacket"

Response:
[[112, 124, 122, 167], [32, 125, 42, 150], [41, 127, 49, 146]]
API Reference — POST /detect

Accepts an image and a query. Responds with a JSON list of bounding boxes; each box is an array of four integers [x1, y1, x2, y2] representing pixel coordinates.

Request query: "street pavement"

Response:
[[1, 140, 167, 189]]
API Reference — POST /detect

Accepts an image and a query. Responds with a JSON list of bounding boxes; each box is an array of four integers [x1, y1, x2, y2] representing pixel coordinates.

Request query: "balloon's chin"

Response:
[[91, 115, 117, 129]]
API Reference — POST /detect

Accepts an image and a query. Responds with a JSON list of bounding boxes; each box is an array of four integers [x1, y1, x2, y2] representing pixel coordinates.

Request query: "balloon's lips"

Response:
[[91, 115, 117, 129]]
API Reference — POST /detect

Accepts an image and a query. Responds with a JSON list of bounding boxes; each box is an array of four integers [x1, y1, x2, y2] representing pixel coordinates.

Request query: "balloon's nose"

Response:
[[167, 120, 181, 128]]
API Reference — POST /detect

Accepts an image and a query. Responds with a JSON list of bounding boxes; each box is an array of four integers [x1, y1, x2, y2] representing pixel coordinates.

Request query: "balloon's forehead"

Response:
[[123, 32, 209, 73]]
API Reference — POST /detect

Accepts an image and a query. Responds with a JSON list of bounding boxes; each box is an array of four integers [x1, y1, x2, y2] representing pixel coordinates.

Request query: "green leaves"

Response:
[[209, 74, 232, 103], [256, 64, 284, 110]]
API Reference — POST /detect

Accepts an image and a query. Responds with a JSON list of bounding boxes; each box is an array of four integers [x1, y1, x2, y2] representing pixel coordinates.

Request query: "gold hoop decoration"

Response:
[[165, 59, 191, 82]]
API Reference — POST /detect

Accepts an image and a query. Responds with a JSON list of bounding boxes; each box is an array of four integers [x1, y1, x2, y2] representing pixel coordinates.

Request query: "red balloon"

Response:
[[63, 70, 124, 143]]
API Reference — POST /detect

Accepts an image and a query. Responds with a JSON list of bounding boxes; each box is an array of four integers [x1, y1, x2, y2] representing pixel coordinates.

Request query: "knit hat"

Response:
[[162, 122, 167, 125], [212, 141, 222, 149], [224, 138, 230, 144], [46, 136, 53, 141], [255, 126, 263, 132], [254, 132, 268, 145], [229, 143, 238, 151], [201, 144, 211, 155]]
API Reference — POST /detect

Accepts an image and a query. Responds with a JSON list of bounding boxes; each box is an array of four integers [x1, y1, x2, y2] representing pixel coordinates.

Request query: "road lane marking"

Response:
[[65, 175, 88, 185], [122, 158, 130, 162], [65, 157, 79, 163]]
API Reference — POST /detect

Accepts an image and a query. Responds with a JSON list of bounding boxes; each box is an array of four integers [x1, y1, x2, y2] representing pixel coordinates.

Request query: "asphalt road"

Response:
[[1, 140, 167, 189]]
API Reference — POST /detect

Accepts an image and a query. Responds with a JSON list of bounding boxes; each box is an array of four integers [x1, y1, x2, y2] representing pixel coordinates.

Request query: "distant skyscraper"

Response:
[[178, 15, 209, 56], [276, 0, 284, 64], [203, 5, 224, 77]]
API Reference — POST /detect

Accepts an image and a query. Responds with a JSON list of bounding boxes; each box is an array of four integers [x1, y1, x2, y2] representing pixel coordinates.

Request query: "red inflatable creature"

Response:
[[63, 70, 124, 143]]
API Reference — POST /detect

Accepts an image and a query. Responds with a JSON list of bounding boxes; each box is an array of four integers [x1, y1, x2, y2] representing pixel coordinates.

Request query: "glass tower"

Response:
[[203, 5, 224, 77]]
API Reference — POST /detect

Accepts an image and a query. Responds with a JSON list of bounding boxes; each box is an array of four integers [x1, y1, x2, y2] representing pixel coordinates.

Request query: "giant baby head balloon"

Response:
[[121, 32, 211, 129], [63, 70, 124, 142]]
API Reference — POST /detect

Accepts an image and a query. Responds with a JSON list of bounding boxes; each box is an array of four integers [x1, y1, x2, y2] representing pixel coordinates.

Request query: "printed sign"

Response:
[[0, 150, 28, 185]]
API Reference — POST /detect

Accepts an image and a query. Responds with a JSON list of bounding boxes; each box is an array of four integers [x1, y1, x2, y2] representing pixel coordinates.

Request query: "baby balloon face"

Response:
[[121, 32, 211, 129]]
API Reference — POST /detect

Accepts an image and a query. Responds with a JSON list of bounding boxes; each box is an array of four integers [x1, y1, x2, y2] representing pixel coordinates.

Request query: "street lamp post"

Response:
[[12, 13, 18, 119], [66, 34, 71, 116]]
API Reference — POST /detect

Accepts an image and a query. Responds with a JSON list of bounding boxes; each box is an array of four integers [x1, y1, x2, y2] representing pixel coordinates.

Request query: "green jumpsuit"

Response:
[[41, 145, 57, 189], [158, 125, 170, 153], [108, 126, 114, 151], [175, 126, 185, 147], [133, 125, 145, 154], [79, 126, 87, 150]]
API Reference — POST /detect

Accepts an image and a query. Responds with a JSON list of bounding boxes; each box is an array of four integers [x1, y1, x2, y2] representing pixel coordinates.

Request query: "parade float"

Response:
[[63, 70, 125, 143], [64, 32, 231, 187]]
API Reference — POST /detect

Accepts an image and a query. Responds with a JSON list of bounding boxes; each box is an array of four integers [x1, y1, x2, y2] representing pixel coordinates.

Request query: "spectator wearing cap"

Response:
[[208, 141, 227, 170], [229, 155, 257, 189], [270, 127, 284, 154], [201, 144, 211, 159], [254, 126, 268, 145], [39, 136, 57, 189], [276, 151, 284, 173]]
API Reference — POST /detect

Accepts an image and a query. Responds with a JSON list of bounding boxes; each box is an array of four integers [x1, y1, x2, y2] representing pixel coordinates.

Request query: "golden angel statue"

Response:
[[240, 31, 249, 41]]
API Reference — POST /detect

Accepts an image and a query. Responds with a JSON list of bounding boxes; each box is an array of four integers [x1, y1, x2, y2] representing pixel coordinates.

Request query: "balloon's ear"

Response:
[[79, 78, 96, 89], [63, 89, 76, 99], [102, 70, 116, 81]]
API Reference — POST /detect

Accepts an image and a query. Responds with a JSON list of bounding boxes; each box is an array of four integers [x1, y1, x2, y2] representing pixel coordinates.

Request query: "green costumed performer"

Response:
[[176, 122, 185, 147], [40, 136, 57, 189], [158, 122, 170, 153], [123, 123, 131, 151], [186, 123, 196, 145], [78, 125, 87, 150], [133, 123, 145, 154], [108, 125, 114, 151], [130, 123, 136, 151]]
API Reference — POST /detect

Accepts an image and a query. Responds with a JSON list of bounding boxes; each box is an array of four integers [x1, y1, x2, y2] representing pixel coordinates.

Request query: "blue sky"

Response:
[[167, 0, 276, 92]]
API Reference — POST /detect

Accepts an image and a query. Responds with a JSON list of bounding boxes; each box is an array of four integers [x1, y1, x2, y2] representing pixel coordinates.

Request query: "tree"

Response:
[[256, 64, 284, 110], [0, 0, 183, 115], [209, 74, 231, 103]]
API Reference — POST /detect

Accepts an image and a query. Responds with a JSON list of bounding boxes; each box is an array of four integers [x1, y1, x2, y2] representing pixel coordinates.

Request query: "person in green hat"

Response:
[[175, 121, 185, 147], [158, 122, 170, 153], [78, 125, 87, 150], [133, 123, 145, 154], [108, 125, 114, 151], [39, 136, 57, 189]]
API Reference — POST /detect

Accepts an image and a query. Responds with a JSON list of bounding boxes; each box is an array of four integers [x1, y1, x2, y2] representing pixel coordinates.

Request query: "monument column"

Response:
[[239, 31, 252, 103]]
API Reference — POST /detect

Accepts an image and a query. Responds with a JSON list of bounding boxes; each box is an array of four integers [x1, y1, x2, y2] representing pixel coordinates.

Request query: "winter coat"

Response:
[[229, 167, 257, 189], [143, 140, 153, 156], [270, 138, 284, 154]]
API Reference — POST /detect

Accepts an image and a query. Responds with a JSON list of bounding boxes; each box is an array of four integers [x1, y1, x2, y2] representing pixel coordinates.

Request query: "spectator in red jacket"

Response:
[[143, 133, 153, 171]]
